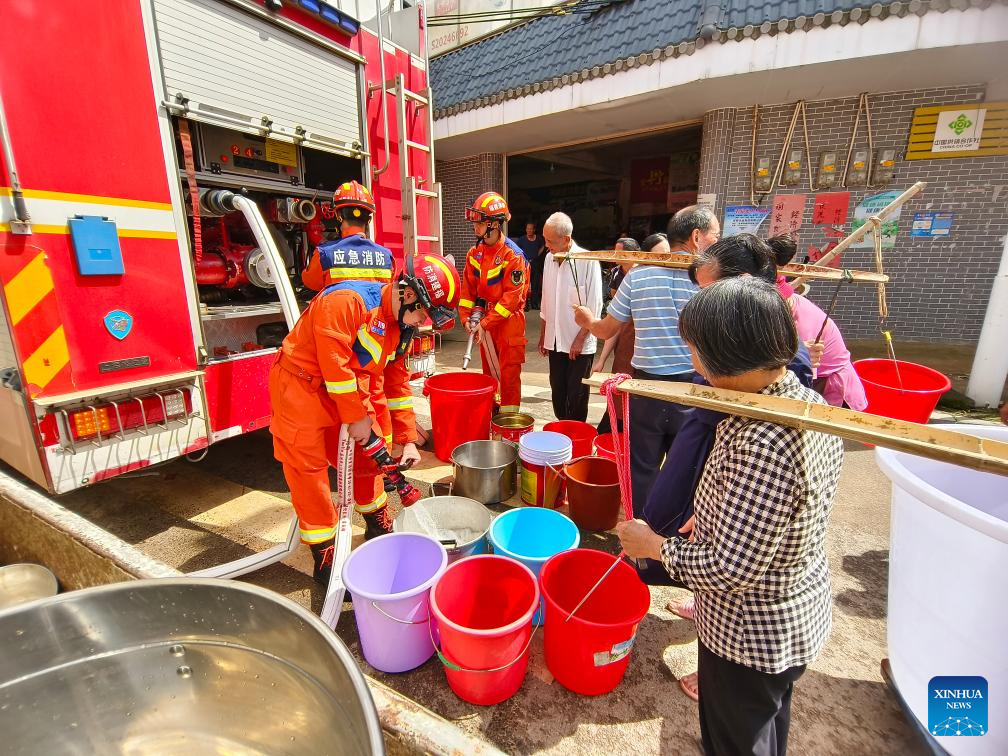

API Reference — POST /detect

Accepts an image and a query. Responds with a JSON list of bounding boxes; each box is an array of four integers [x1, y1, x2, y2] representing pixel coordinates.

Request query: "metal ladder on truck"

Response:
[[390, 72, 443, 259]]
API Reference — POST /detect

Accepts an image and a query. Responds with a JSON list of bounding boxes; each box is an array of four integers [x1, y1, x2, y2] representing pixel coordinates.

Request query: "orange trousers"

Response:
[[269, 364, 385, 545], [480, 313, 527, 413]]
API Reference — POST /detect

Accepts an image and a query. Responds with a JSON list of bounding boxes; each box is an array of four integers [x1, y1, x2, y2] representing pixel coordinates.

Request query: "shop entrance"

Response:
[[506, 124, 702, 249]]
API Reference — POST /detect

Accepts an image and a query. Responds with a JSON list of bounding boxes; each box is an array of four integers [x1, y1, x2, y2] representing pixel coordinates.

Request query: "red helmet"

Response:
[[331, 180, 376, 215], [402, 253, 461, 331], [465, 191, 510, 223]]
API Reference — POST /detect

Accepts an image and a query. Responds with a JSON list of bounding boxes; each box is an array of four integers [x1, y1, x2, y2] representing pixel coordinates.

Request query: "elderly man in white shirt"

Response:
[[538, 212, 603, 422]]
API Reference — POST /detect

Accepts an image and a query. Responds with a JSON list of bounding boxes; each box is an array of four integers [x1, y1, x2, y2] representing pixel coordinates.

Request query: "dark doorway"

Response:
[[506, 125, 702, 249]]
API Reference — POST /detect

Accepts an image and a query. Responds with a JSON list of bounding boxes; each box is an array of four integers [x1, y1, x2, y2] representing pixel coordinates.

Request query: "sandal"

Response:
[[678, 671, 699, 702], [666, 596, 695, 621]]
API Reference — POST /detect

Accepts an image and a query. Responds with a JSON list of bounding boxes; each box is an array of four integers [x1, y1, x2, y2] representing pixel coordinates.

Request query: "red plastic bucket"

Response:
[[429, 555, 540, 705], [853, 359, 951, 424], [593, 433, 615, 461], [544, 420, 597, 459], [540, 549, 650, 695], [424, 372, 498, 462]]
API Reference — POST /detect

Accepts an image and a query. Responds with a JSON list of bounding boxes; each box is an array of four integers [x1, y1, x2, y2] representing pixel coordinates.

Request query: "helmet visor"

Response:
[[464, 207, 485, 223]]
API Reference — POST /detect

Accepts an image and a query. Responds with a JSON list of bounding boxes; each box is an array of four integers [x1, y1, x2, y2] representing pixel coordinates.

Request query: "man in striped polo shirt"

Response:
[[575, 205, 720, 516]]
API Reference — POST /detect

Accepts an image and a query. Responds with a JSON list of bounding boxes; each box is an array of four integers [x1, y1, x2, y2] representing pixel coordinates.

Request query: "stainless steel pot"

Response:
[[0, 579, 385, 755], [450, 440, 518, 504]]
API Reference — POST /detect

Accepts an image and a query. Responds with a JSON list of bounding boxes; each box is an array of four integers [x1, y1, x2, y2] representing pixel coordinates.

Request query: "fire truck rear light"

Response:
[[71, 407, 115, 439], [61, 391, 193, 447], [163, 393, 186, 418], [300, 0, 322, 12]]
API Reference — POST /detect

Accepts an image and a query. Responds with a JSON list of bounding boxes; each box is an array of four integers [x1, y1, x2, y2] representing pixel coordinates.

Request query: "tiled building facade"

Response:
[[435, 153, 504, 272], [701, 84, 1005, 343], [436, 83, 1006, 344]]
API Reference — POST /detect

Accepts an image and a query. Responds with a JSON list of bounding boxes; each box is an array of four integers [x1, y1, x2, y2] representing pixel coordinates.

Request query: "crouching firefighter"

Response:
[[269, 180, 461, 583], [458, 191, 530, 413]]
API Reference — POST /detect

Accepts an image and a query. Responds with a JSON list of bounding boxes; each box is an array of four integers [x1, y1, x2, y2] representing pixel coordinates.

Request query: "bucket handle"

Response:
[[544, 462, 567, 479], [371, 601, 430, 625], [429, 600, 542, 674]]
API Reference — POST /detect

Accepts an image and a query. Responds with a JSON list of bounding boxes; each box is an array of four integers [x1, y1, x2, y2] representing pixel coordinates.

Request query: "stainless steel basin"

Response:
[[0, 563, 58, 611], [393, 496, 494, 562], [0, 579, 384, 755], [450, 440, 518, 504]]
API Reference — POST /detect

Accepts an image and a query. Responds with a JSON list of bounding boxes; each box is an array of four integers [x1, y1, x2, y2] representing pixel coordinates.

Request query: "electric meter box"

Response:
[[781, 148, 804, 186], [816, 151, 839, 189], [875, 148, 897, 185], [847, 149, 870, 186], [754, 157, 773, 192]]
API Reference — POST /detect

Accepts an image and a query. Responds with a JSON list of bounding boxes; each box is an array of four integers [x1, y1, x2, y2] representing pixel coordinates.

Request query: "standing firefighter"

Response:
[[459, 191, 530, 413], [269, 181, 461, 583]]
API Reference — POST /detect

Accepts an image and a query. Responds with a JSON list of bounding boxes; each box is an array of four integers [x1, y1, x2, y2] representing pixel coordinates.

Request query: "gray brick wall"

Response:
[[700, 85, 1006, 344], [435, 152, 505, 272]]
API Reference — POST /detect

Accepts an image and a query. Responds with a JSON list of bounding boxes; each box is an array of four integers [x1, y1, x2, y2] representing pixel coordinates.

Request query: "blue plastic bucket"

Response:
[[489, 508, 580, 625]]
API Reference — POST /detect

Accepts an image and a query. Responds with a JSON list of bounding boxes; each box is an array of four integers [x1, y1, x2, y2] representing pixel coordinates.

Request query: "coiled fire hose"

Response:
[[320, 427, 422, 629]]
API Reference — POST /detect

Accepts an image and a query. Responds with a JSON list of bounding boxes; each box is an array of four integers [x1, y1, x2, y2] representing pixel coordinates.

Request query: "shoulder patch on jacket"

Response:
[[511, 268, 524, 285]]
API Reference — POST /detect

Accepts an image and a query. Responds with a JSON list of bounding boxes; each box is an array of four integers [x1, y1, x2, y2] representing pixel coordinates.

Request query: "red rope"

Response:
[[600, 373, 633, 521]]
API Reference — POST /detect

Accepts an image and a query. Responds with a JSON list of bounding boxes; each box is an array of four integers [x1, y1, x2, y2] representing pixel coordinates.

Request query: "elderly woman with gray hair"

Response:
[[617, 276, 844, 756]]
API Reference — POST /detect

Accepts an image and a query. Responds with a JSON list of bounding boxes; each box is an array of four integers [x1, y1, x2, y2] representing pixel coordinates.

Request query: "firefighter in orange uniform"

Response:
[[458, 192, 530, 413], [269, 181, 461, 583]]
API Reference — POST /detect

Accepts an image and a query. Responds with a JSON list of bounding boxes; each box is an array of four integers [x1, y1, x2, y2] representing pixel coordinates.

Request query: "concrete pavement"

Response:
[[49, 315, 943, 755]]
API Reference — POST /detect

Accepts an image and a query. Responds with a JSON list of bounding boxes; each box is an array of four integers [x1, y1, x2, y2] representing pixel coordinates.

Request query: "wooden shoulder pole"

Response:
[[789, 181, 927, 286], [583, 375, 1008, 477], [557, 249, 888, 284]]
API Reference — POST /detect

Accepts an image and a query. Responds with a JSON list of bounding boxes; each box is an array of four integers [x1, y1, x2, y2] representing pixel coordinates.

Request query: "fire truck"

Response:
[[0, 1, 443, 503]]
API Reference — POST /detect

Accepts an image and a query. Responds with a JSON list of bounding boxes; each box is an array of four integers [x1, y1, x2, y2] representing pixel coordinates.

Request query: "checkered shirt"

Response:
[[660, 371, 844, 674]]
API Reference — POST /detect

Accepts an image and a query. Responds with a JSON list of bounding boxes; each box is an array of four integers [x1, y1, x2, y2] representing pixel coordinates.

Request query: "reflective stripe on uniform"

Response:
[[357, 491, 388, 513], [325, 378, 357, 394], [300, 525, 337, 544], [356, 325, 383, 363], [328, 267, 392, 280], [468, 257, 481, 272], [486, 262, 505, 280], [494, 302, 512, 318], [458, 298, 475, 309], [387, 395, 413, 411]]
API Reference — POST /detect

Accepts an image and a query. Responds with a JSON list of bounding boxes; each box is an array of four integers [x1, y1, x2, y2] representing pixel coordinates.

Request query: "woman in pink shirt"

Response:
[[690, 234, 867, 410], [768, 236, 867, 410]]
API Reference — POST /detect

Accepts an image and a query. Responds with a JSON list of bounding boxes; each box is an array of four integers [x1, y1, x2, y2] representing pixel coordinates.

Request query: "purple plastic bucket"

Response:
[[341, 532, 448, 673]]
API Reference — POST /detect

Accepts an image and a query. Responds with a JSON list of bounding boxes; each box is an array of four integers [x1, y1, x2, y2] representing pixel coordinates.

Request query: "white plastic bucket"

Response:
[[518, 431, 573, 507], [876, 424, 1007, 755]]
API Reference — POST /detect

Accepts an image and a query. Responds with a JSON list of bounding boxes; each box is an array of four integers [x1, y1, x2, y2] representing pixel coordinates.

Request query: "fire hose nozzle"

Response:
[[461, 305, 485, 370], [362, 431, 421, 507]]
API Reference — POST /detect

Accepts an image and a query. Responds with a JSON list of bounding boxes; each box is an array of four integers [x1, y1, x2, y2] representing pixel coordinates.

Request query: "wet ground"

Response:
[[42, 316, 1002, 755]]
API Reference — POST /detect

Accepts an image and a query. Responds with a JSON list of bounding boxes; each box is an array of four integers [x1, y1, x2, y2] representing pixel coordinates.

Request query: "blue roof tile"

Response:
[[430, 0, 879, 112]]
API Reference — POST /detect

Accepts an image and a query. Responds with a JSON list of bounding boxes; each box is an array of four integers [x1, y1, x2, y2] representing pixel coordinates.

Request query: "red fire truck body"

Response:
[[0, 0, 441, 494]]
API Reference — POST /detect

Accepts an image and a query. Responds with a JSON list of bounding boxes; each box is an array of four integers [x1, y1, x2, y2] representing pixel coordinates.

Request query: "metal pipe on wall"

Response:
[[371, 0, 391, 177], [0, 87, 32, 234]]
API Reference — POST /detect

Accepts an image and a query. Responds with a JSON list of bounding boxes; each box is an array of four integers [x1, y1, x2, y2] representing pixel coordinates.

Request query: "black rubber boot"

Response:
[[309, 539, 335, 586], [362, 507, 393, 540]]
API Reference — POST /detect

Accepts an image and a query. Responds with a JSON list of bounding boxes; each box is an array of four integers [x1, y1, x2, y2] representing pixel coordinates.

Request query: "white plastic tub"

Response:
[[876, 424, 1007, 756]]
